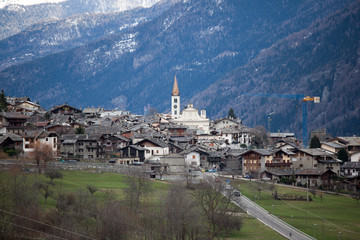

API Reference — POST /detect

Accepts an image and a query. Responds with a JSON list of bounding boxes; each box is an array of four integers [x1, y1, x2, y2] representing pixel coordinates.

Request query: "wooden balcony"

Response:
[[265, 162, 292, 167]]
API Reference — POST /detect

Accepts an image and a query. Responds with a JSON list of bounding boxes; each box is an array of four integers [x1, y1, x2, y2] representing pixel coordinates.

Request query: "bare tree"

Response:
[[0, 169, 42, 240], [123, 167, 152, 210], [36, 169, 63, 204], [165, 182, 202, 239], [32, 142, 54, 166], [98, 198, 136, 240], [192, 178, 242, 239], [250, 126, 272, 148]]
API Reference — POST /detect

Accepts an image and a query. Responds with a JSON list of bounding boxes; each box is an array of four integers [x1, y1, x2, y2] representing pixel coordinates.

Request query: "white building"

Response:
[[23, 130, 58, 156], [170, 76, 210, 134]]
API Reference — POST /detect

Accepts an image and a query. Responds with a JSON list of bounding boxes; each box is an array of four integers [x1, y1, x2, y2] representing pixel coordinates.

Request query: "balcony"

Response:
[[265, 162, 292, 168]]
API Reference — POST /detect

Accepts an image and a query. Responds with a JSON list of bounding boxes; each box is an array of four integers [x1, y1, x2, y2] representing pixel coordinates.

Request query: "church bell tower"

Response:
[[171, 75, 180, 118]]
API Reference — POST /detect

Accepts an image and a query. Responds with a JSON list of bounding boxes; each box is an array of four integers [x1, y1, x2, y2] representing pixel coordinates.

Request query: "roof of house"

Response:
[[60, 134, 103, 141], [341, 161, 360, 169], [0, 132, 22, 144], [241, 149, 275, 156], [0, 112, 29, 119], [214, 117, 241, 125], [331, 137, 360, 146], [321, 141, 345, 149], [137, 138, 168, 148], [297, 148, 334, 157], [50, 103, 82, 113]]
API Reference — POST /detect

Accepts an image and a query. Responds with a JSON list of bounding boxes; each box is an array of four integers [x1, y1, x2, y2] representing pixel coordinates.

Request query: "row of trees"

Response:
[[0, 167, 242, 240]]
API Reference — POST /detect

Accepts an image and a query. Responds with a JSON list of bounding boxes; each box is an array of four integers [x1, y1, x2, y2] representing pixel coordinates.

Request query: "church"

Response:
[[171, 76, 210, 134]]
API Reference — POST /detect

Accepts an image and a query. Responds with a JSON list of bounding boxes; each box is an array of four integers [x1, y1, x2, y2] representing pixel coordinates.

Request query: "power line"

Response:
[[0, 208, 96, 240], [0, 219, 66, 240]]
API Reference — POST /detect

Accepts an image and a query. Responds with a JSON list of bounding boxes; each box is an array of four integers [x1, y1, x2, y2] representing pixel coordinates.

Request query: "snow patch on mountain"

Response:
[[0, 0, 66, 9]]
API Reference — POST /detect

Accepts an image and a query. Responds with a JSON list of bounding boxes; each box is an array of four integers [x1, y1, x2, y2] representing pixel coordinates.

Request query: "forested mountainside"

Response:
[[192, 0, 360, 137], [1, 0, 358, 137]]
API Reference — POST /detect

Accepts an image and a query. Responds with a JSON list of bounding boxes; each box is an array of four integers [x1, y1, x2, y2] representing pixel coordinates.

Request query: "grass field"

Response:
[[228, 179, 360, 240], [34, 170, 285, 239]]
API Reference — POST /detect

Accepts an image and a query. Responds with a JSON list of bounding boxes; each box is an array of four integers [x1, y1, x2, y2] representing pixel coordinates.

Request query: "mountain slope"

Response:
[[192, 0, 360, 137], [0, 1, 176, 70], [0, 0, 357, 139], [0, 0, 161, 40]]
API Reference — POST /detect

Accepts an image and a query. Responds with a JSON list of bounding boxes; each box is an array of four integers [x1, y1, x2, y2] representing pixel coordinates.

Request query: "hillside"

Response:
[[192, 0, 360, 137], [0, 0, 161, 40], [0, 1, 176, 70], [0, 0, 358, 137]]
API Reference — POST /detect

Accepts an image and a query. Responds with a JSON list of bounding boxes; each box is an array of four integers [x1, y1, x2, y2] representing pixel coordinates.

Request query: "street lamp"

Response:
[[313, 224, 317, 239], [338, 232, 341, 240]]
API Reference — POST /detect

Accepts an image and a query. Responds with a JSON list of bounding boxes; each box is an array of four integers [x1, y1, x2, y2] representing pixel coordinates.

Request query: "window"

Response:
[[174, 98, 177, 103], [46, 138, 48, 141], [174, 110, 177, 115], [314, 164, 317, 167], [192, 155, 196, 159], [156, 150, 159, 154], [146, 150, 150, 153], [79, 149, 83, 152], [300, 164, 303, 167]]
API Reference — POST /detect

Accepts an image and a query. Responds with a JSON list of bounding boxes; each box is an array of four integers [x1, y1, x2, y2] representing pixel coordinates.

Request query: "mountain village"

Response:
[[0, 76, 359, 192]]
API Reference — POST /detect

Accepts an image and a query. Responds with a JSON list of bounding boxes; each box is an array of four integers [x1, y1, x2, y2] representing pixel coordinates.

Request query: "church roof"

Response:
[[172, 75, 180, 96]]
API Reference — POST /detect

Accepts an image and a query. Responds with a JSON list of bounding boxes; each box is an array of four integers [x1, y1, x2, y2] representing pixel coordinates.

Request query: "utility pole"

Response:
[[306, 176, 309, 202]]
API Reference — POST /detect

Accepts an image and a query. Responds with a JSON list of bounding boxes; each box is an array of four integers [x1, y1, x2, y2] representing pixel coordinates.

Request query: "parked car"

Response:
[[261, 177, 271, 181], [233, 191, 241, 197]]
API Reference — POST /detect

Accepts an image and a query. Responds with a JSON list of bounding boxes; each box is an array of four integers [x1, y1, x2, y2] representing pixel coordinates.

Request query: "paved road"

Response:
[[204, 173, 315, 240]]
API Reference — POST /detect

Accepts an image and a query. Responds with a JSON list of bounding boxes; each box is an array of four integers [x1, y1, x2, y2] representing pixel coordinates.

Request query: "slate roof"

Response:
[[341, 161, 360, 169], [298, 148, 334, 157], [0, 132, 22, 144], [0, 112, 28, 119], [241, 149, 275, 156], [321, 141, 345, 149], [137, 138, 169, 148], [60, 134, 103, 141], [336, 137, 360, 146]]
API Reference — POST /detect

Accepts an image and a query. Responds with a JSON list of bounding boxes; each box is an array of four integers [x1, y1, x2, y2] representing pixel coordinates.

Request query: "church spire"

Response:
[[172, 75, 180, 96]]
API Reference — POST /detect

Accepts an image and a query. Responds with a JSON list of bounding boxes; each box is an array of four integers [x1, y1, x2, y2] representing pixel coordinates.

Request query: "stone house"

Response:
[[60, 134, 105, 160], [293, 148, 341, 176], [0, 112, 28, 135]]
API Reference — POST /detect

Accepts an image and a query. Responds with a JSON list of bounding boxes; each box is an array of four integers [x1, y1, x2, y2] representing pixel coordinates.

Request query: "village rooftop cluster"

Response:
[[0, 78, 359, 191]]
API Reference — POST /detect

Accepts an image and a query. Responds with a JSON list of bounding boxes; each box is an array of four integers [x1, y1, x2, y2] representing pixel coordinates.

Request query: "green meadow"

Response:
[[229, 179, 360, 240], [33, 170, 283, 239]]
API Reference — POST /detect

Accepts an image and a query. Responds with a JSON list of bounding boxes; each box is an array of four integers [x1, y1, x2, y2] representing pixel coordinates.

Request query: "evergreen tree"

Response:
[[0, 89, 8, 111], [337, 148, 349, 162], [310, 136, 321, 148], [228, 108, 236, 119], [75, 127, 85, 134]]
